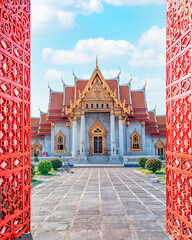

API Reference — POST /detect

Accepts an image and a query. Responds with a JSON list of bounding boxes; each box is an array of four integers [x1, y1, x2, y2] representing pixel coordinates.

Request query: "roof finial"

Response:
[[129, 75, 132, 84], [73, 69, 77, 82], [96, 55, 98, 68], [48, 82, 51, 90], [118, 67, 121, 79], [144, 80, 147, 90], [155, 104, 157, 112]]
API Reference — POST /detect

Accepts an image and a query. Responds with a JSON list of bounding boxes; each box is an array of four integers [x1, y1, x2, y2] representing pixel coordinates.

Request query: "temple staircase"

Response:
[[87, 155, 109, 164]]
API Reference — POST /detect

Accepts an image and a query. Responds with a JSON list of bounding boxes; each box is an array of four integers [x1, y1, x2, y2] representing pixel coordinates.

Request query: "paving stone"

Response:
[[34, 231, 67, 240], [30, 168, 171, 240], [69, 231, 100, 240]]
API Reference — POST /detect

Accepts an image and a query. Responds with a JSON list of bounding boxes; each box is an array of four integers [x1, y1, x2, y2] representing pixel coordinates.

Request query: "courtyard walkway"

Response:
[[31, 168, 171, 240]]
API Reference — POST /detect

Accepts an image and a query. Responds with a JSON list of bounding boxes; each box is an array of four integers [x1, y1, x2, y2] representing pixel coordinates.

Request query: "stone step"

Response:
[[87, 155, 109, 164]]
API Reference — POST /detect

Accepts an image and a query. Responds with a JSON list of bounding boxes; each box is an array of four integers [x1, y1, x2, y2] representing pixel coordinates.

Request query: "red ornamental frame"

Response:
[[166, 0, 192, 239], [0, 1, 31, 239]]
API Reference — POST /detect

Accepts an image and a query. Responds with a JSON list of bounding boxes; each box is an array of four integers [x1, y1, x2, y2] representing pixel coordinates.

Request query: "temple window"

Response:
[[155, 139, 165, 156], [86, 104, 89, 108], [91, 104, 93, 108], [96, 104, 99, 108], [106, 104, 109, 108], [55, 131, 66, 153], [131, 130, 141, 152], [32, 140, 42, 157], [101, 104, 104, 108]]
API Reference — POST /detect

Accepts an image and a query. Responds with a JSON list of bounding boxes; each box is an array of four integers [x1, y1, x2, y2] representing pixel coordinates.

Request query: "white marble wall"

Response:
[[31, 118, 166, 158], [52, 122, 72, 156]]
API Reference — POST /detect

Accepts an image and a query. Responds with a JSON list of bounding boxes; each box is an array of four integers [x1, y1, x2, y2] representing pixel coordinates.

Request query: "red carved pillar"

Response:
[[0, 1, 31, 239], [166, 1, 192, 239]]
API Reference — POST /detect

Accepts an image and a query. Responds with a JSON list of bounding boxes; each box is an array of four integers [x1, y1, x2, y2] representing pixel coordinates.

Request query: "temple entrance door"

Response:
[[89, 119, 108, 156], [94, 136, 102, 154]]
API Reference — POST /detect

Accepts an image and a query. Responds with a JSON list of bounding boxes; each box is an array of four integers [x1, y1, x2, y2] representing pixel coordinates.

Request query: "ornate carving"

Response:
[[51, 123, 55, 129], [65, 67, 131, 120], [55, 131, 66, 153], [0, 0, 31, 238], [155, 138, 165, 156], [88, 119, 108, 156], [130, 130, 142, 152], [66, 122, 70, 129], [166, 1, 192, 239], [32, 140, 42, 157]]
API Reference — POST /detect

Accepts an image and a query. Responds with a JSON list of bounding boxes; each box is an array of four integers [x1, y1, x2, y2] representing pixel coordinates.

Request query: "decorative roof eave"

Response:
[[65, 67, 131, 117]]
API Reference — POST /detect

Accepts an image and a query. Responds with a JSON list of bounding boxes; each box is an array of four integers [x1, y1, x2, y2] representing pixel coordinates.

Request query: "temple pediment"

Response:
[[65, 66, 131, 121]]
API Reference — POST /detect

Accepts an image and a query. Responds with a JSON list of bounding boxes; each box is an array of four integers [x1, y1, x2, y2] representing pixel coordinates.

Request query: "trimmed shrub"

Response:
[[50, 159, 62, 170], [146, 158, 162, 173], [34, 157, 39, 162], [37, 160, 52, 174], [31, 164, 35, 179], [137, 157, 148, 169]]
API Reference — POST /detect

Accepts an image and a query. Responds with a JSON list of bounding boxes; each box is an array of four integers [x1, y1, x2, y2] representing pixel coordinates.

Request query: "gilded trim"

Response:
[[88, 119, 108, 156], [32, 140, 42, 157], [55, 131, 66, 153], [130, 129, 142, 152]]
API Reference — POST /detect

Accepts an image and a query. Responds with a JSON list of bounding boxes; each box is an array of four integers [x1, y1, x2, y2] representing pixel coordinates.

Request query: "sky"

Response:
[[31, 0, 166, 117]]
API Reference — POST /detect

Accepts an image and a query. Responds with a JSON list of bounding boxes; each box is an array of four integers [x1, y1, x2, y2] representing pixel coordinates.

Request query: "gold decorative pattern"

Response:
[[66, 122, 70, 129], [51, 123, 55, 129], [130, 130, 142, 152], [155, 138, 166, 156], [32, 140, 42, 157], [65, 67, 131, 122], [55, 131, 66, 153], [88, 119, 108, 156]]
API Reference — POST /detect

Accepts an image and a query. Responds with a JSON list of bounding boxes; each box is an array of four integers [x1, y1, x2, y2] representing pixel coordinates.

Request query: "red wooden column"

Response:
[[166, 1, 192, 239], [0, 1, 31, 239]]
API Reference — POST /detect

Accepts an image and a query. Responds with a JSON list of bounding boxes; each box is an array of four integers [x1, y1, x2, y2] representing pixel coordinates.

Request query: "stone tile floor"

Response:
[[30, 168, 172, 240]]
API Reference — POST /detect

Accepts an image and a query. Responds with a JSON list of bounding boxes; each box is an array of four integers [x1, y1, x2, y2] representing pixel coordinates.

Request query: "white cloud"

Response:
[[31, 0, 103, 32], [138, 26, 166, 50], [103, 0, 165, 6], [32, 0, 164, 33], [42, 25, 165, 67], [42, 38, 137, 65], [129, 26, 166, 67], [57, 11, 76, 31], [44, 69, 66, 81]]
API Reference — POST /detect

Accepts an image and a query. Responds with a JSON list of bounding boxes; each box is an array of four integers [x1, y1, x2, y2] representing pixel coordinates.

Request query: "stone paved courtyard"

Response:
[[31, 168, 172, 240]]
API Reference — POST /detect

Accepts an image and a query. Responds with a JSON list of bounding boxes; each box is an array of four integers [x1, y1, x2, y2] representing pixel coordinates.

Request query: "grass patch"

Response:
[[159, 177, 166, 183], [35, 169, 61, 176], [135, 168, 165, 175], [31, 179, 41, 186]]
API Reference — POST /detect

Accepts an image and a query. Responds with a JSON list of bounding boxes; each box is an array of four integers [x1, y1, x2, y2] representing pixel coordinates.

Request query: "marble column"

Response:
[[119, 118, 124, 156], [72, 119, 77, 157], [110, 114, 116, 156], [141, 121, 146, 154], [51, 123, 55, 153], [80, 115, 85, 156]]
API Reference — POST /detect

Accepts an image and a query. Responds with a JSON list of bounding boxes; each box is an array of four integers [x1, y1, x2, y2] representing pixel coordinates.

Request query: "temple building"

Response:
[[31, 63, 166, 164]]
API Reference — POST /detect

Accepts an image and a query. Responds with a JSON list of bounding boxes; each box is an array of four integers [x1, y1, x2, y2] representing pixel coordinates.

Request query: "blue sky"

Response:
[[31, 0, 166, 117]]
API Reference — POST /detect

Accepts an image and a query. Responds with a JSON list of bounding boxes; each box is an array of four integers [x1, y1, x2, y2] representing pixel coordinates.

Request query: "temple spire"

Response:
[[144, 80, 147, 91], [96, 55, 98, 68], [129, 75, 132, 84]]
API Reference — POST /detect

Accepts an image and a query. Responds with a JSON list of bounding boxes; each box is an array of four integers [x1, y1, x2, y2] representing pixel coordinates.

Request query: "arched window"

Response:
[[32, 140, 42, 157], [131, 130, 141, 152], [55, 131, 66, 153], [155, 139, 165, 156]]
